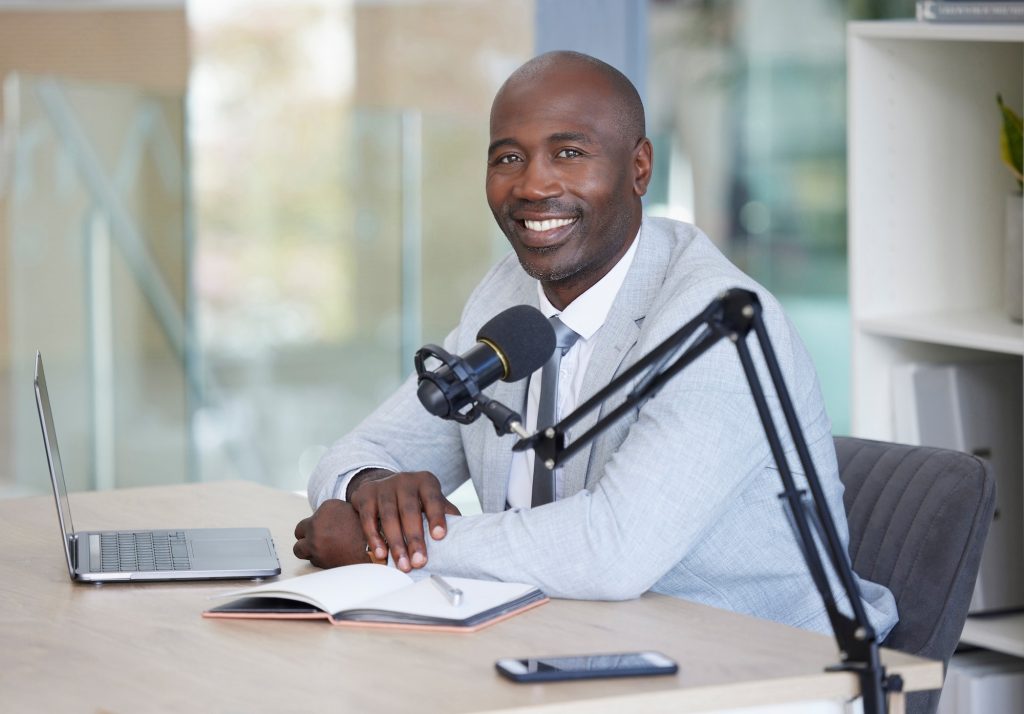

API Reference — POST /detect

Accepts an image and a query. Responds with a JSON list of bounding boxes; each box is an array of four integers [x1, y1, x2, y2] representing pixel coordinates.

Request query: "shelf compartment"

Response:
[[858, 309, 1024, 355], [848, 30, 1023, 322], [961, 612, 1024, 658]]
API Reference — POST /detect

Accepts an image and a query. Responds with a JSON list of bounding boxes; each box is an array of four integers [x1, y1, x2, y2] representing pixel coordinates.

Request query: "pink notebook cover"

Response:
[[202, 596, 549, 634]]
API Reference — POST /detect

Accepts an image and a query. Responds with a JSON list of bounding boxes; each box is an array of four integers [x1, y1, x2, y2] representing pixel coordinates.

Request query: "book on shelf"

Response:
[[917, 1, 1024, 22], [203, 563, 548, 633]]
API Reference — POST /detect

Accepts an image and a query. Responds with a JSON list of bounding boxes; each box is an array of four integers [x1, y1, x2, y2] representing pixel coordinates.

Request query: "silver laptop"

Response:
[[34, 351, 281, 582]]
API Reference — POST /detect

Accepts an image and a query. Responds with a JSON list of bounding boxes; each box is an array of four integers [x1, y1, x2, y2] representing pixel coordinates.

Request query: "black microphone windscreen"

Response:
[[476, 305, 556, 382]]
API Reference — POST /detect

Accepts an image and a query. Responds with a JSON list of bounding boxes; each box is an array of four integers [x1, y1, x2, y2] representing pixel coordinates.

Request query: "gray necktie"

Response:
[[531, 315, 580, 507]]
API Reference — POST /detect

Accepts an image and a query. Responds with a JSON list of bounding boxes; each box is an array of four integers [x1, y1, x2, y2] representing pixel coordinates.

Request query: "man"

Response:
[[294, 51, 898, 638]]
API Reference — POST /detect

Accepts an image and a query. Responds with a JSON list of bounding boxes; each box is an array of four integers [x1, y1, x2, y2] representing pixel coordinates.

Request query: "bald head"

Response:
[[493, 51, 646, 145], [485, 50, 654, 309]]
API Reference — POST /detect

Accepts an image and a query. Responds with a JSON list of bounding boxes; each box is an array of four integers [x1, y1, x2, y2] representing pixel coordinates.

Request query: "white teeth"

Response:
[[524, 218, 575, 232]]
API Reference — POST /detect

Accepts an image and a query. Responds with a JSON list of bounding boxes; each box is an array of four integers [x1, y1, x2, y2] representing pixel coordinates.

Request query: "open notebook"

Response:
[[204, 563, 547, 633]]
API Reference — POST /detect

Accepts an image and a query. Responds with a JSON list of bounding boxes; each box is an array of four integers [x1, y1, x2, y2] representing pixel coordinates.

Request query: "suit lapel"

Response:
[[562, 221, 671, 495], [478, 277, 538, 512], [560, 308, 640, 495], [479, 377, 527, 512]]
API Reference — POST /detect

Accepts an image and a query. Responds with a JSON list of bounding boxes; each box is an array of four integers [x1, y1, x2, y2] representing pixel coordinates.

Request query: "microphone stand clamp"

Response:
[[414, 344, 529, 438]]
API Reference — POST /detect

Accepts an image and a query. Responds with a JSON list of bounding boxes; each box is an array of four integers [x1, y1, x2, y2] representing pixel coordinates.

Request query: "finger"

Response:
[[420, 486, 452, 541], [398, 489, 429, 568], [443, 499, 462, 517], [294, 516, 310, 540], [377, 495, 410, 572], [293, 537, 310, 561], [356, 501, 388, 562]]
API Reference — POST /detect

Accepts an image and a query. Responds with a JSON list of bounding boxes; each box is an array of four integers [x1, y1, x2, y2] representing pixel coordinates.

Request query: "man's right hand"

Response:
[[347, 469, 461, 572], [293, 499, 371, 569]]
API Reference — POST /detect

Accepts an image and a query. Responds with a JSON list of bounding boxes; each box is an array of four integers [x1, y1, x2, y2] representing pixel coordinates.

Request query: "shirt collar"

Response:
[[536, 226, 641, 340]]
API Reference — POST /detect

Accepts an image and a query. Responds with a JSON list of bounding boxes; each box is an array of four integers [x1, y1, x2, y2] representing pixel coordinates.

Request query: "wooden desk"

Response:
[[0, 481, 942, 713]]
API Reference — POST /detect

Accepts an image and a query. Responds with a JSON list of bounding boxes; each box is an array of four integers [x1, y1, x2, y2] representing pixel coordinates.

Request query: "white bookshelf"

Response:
[[848, 20, 1024, 657]]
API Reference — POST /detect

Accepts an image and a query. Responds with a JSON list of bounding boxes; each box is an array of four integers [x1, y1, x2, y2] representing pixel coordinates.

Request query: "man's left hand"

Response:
[[293, 499, 373, 569]]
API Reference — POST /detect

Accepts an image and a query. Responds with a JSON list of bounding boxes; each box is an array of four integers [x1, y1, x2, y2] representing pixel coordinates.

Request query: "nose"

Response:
[[512, 157, 561, 201]]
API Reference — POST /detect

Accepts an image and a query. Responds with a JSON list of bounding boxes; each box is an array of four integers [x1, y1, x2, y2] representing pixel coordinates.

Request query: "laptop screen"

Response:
[[34, 353, 78, 570]]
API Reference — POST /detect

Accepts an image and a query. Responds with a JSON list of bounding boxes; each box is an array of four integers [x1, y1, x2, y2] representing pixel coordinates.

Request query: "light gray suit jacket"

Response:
[[309, 217, 898, 638]]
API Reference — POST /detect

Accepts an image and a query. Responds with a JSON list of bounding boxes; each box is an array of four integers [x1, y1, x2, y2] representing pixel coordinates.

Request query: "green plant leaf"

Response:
[[998, 93, 1023, 191]]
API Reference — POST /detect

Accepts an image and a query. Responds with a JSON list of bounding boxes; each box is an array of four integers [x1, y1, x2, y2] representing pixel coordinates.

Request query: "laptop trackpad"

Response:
[[192, 539, 270, 560]]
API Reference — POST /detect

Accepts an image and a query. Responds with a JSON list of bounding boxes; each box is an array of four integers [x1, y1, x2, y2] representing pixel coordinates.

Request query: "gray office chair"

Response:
[[834, 436, 996, 714]]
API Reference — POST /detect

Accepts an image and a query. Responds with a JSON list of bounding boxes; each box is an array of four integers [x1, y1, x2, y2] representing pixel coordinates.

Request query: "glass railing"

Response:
[[192, 106, 503, 496], [2, 73, 502, 505], [4, 73, 193, 497]]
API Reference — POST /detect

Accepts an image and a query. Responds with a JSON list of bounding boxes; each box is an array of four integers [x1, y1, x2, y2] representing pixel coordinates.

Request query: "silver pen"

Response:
[[430, 574, 463, 607]]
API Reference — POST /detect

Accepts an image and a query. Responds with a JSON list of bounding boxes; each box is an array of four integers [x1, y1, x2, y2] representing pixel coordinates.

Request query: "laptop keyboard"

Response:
[[99, 531, 191, 572]]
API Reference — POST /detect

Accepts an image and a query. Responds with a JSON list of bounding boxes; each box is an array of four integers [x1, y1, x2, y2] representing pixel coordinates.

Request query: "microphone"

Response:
[[415, 305, 555, 433]]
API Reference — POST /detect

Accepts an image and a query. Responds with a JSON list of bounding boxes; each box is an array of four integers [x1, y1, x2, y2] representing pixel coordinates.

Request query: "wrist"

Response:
[[346, 468, 392, 501]]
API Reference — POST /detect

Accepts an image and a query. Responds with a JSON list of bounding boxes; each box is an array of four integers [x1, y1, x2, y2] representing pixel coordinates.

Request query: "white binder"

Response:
[[892, 360, 1023, 613]]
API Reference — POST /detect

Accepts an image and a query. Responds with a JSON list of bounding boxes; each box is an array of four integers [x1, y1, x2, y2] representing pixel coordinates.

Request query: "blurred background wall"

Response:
[[0, 0, 914, 501]]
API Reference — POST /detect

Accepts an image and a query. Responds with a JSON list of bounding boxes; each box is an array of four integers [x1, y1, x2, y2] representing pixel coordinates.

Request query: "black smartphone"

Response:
[[495, 651, 678, 683]]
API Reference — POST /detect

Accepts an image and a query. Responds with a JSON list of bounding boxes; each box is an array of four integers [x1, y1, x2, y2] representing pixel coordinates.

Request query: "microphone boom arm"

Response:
[[513, 288, 902, 714]]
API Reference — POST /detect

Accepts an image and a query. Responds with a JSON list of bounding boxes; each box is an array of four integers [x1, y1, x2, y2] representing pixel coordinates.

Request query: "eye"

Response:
[[491, 153, 522, 166], [556, 148, 583, 159]]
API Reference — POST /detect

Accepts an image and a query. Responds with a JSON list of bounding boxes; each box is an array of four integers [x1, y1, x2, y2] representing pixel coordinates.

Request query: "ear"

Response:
[[631, 138, 654, 197]]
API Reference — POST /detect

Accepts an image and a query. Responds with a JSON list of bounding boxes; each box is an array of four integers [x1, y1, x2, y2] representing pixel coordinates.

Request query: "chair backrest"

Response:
[[834, 436, 996, 714]]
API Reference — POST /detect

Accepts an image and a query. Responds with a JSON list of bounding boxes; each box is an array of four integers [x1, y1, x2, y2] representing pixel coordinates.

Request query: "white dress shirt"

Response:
[[505, 231, 640, 509]]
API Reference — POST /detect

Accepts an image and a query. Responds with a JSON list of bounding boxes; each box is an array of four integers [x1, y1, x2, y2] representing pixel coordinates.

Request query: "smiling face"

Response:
[[486, 57, 652, 309]]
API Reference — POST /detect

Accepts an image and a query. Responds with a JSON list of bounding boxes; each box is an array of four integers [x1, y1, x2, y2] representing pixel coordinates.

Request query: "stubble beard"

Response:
[[510, 214, 636, 294], [515, 244, 585, 284]]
